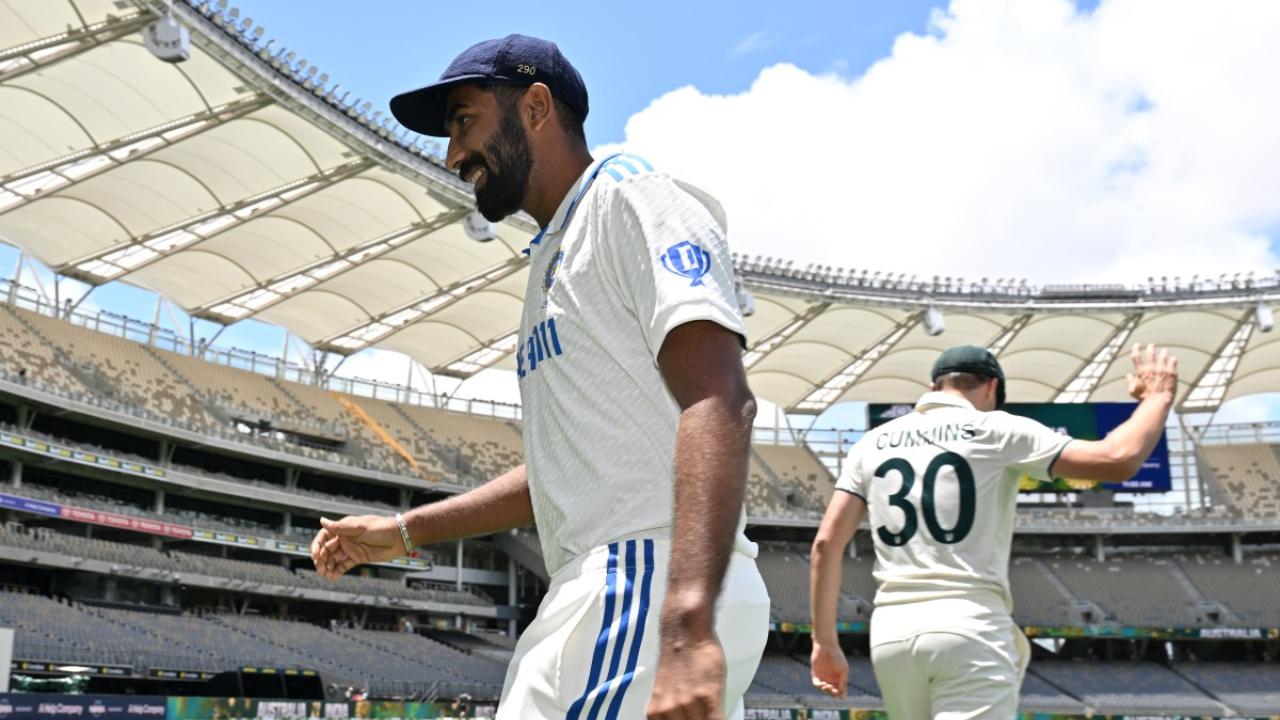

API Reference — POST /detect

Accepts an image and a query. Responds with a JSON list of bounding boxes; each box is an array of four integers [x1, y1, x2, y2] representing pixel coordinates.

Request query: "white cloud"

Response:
[[730, 31, 778, 58], [597, 0, 1280, 284], [1212, 393, 1280, 424]]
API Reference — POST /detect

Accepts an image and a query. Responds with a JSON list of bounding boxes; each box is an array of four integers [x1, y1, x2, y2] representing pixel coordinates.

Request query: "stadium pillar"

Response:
[[1094, 536, 1106, 562], [285, 468, 298, 490], [507, 559, 518, 637], [456, 540, 464, 591], [281, 511, 292, 533], [1231, 533, 1243, 564], [8, 459, 20, 488], [154, 489, 165, 514]]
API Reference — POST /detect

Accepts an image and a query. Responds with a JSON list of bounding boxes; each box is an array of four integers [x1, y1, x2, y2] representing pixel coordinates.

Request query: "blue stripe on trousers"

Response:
[[603, 538, 656, 720], [566, 542, 619, 720], [585, 539, 638, 719]]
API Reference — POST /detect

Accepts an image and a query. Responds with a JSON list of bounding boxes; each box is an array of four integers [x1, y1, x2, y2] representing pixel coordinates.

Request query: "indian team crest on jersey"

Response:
[[660, 240, 711, 287], [543, 249, 565, 293]]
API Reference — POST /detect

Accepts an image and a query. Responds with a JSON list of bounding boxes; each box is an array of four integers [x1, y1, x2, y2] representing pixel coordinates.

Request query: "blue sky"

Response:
[[230, 0, 948, 147]]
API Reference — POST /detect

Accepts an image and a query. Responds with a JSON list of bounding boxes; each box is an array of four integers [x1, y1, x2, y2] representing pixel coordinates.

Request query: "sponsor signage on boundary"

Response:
[[57, 505, 192, 540], [770, 621, 1280, 641], [0, 493, 59, 518], [0, 432, 166, 480], [0, 695, 1262, 720], [9, 662, 131, 677]]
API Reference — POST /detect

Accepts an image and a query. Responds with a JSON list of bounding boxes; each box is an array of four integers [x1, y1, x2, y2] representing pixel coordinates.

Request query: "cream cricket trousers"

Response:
[[496, 535, 771, 720], [870, 605, 1030, 719]]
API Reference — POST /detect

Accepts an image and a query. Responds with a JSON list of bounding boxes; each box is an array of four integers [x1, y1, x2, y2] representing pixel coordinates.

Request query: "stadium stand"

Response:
[[1178, 553, 1280, 626], [1029, 661, 1225, 715], [1198, 442, 1280, 519], [1045, 555, 1209, 627], [0, 523, 493, 609], [1174, 662, 1280, 716], [1007, 556, 1078, 626], [752, 443, 835, 511], [756, 544, 813, 623]]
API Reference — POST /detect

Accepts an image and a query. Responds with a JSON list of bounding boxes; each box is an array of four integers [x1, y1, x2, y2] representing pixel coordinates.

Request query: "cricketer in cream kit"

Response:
[[499, 152, 770, 719]]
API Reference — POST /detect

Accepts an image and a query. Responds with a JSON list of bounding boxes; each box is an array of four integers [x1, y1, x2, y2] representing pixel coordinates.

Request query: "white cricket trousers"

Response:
[[496, 535, 771, 720], [870, 604, 1030, 719]]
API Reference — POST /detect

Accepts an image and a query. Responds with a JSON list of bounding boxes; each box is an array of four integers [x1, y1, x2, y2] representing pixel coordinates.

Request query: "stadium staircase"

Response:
[[1167, 559, 1240, 625], [1034, 558, 1110, 625], [390, 404, 482, 484], [1165, 663, 1242, 717]]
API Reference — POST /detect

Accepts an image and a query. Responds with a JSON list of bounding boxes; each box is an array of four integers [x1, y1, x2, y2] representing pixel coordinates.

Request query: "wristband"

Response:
[[394, 513, 413, 554]]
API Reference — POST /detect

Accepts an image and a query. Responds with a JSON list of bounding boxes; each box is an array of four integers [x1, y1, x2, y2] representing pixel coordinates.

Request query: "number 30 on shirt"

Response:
[[873, 452, 976, 547]]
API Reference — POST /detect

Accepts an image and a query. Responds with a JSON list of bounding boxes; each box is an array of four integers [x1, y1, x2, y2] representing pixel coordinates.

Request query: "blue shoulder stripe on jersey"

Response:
[[603, 538, 655, 720], [567, 543, 619, 720], [585, 539, 639, 719], [622, 153, 654, 171], [599, 153, 655, 183]]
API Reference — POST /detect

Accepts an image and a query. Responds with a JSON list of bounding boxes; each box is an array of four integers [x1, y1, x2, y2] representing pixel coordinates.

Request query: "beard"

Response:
[[464, 109, 534, 222]]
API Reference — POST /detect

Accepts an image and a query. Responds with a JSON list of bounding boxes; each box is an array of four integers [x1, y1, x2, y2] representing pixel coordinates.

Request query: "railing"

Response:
[[1196, 421, 1280, 446], [1, 277, 521, 421]]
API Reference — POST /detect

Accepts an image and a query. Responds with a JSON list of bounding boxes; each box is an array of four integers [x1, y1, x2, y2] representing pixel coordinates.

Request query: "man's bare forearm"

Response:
[[662, 394, 755, 634], [404, 464, 534, 546], [811, 492, 862, 646], [1098, 392, 1173, 474]]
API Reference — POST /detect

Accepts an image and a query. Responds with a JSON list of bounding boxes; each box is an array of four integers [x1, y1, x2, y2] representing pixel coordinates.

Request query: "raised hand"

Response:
[[309, 515, 405, 580], [1126, 343, 1179, 402]]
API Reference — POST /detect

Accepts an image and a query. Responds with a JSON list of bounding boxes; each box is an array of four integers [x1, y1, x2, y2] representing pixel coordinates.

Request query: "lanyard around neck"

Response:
[[524, 152, 622, 255]]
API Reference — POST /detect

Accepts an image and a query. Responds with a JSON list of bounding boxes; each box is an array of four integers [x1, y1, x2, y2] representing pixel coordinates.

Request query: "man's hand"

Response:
[[309, 515, 404, 579], [646, 624, 727, 720], [1127, 343, 1178, 401], [810, 642, 848, 698]]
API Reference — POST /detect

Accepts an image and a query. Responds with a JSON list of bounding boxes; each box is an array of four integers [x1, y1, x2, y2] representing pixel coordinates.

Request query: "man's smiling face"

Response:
[[444, 84, 535, 222]]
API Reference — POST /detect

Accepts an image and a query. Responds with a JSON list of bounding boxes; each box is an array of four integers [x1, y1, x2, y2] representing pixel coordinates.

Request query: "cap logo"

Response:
[[516, 64, 537, 76]]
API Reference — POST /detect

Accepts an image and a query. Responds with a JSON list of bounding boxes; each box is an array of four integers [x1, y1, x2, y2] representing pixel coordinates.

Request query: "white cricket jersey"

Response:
[[836, 392, 1072, 616], [517, 153, 754, 576]]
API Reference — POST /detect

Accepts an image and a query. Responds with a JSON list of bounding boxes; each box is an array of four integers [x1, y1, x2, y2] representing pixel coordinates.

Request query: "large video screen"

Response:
[[866, 402, 1172, 493]]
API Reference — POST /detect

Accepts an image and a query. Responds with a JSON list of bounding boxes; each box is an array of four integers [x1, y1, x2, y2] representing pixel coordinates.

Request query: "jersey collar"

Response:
[[914, 391, 975, 412], [523, 152, 622, 256]]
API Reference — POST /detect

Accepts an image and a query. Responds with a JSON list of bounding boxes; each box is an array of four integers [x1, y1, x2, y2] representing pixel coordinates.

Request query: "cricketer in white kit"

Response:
[[808, 344, 1178, 719], [312, 34, 769, 720]]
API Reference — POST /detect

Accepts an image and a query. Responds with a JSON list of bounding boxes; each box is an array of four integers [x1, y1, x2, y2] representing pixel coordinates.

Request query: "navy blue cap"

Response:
[[390, 34, 589, 138]]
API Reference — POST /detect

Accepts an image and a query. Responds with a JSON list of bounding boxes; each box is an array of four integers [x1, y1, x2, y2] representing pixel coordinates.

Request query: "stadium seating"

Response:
[[14, 307, 222, 434], [1045, 555, 1208, 627], [1198, 443, 1280, 519], [1174, 662, 1280, 716], [1029, 660, 1222, 714], [756, 544, 813, 623], [0, 524, 492, 609], [396, 404, 524, 484], [753, 443, 835, 511], [1007, 557, 1077, 626], [1179, 553, 1280, 626]]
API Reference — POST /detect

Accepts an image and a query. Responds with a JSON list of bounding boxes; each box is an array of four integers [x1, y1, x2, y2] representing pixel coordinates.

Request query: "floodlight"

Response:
[[735, 278, 756, 317], [1257, 303, 1275, 333], [923, 306, 945, 336], [142, 10, 190, 63]]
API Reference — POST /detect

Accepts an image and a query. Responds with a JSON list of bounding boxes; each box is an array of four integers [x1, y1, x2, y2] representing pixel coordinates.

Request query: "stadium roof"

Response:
[[1, 0, 1277, 415]]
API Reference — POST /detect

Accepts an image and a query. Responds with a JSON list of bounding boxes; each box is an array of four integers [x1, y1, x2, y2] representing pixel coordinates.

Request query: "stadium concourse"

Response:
[[1, 0, 1280, 718]]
